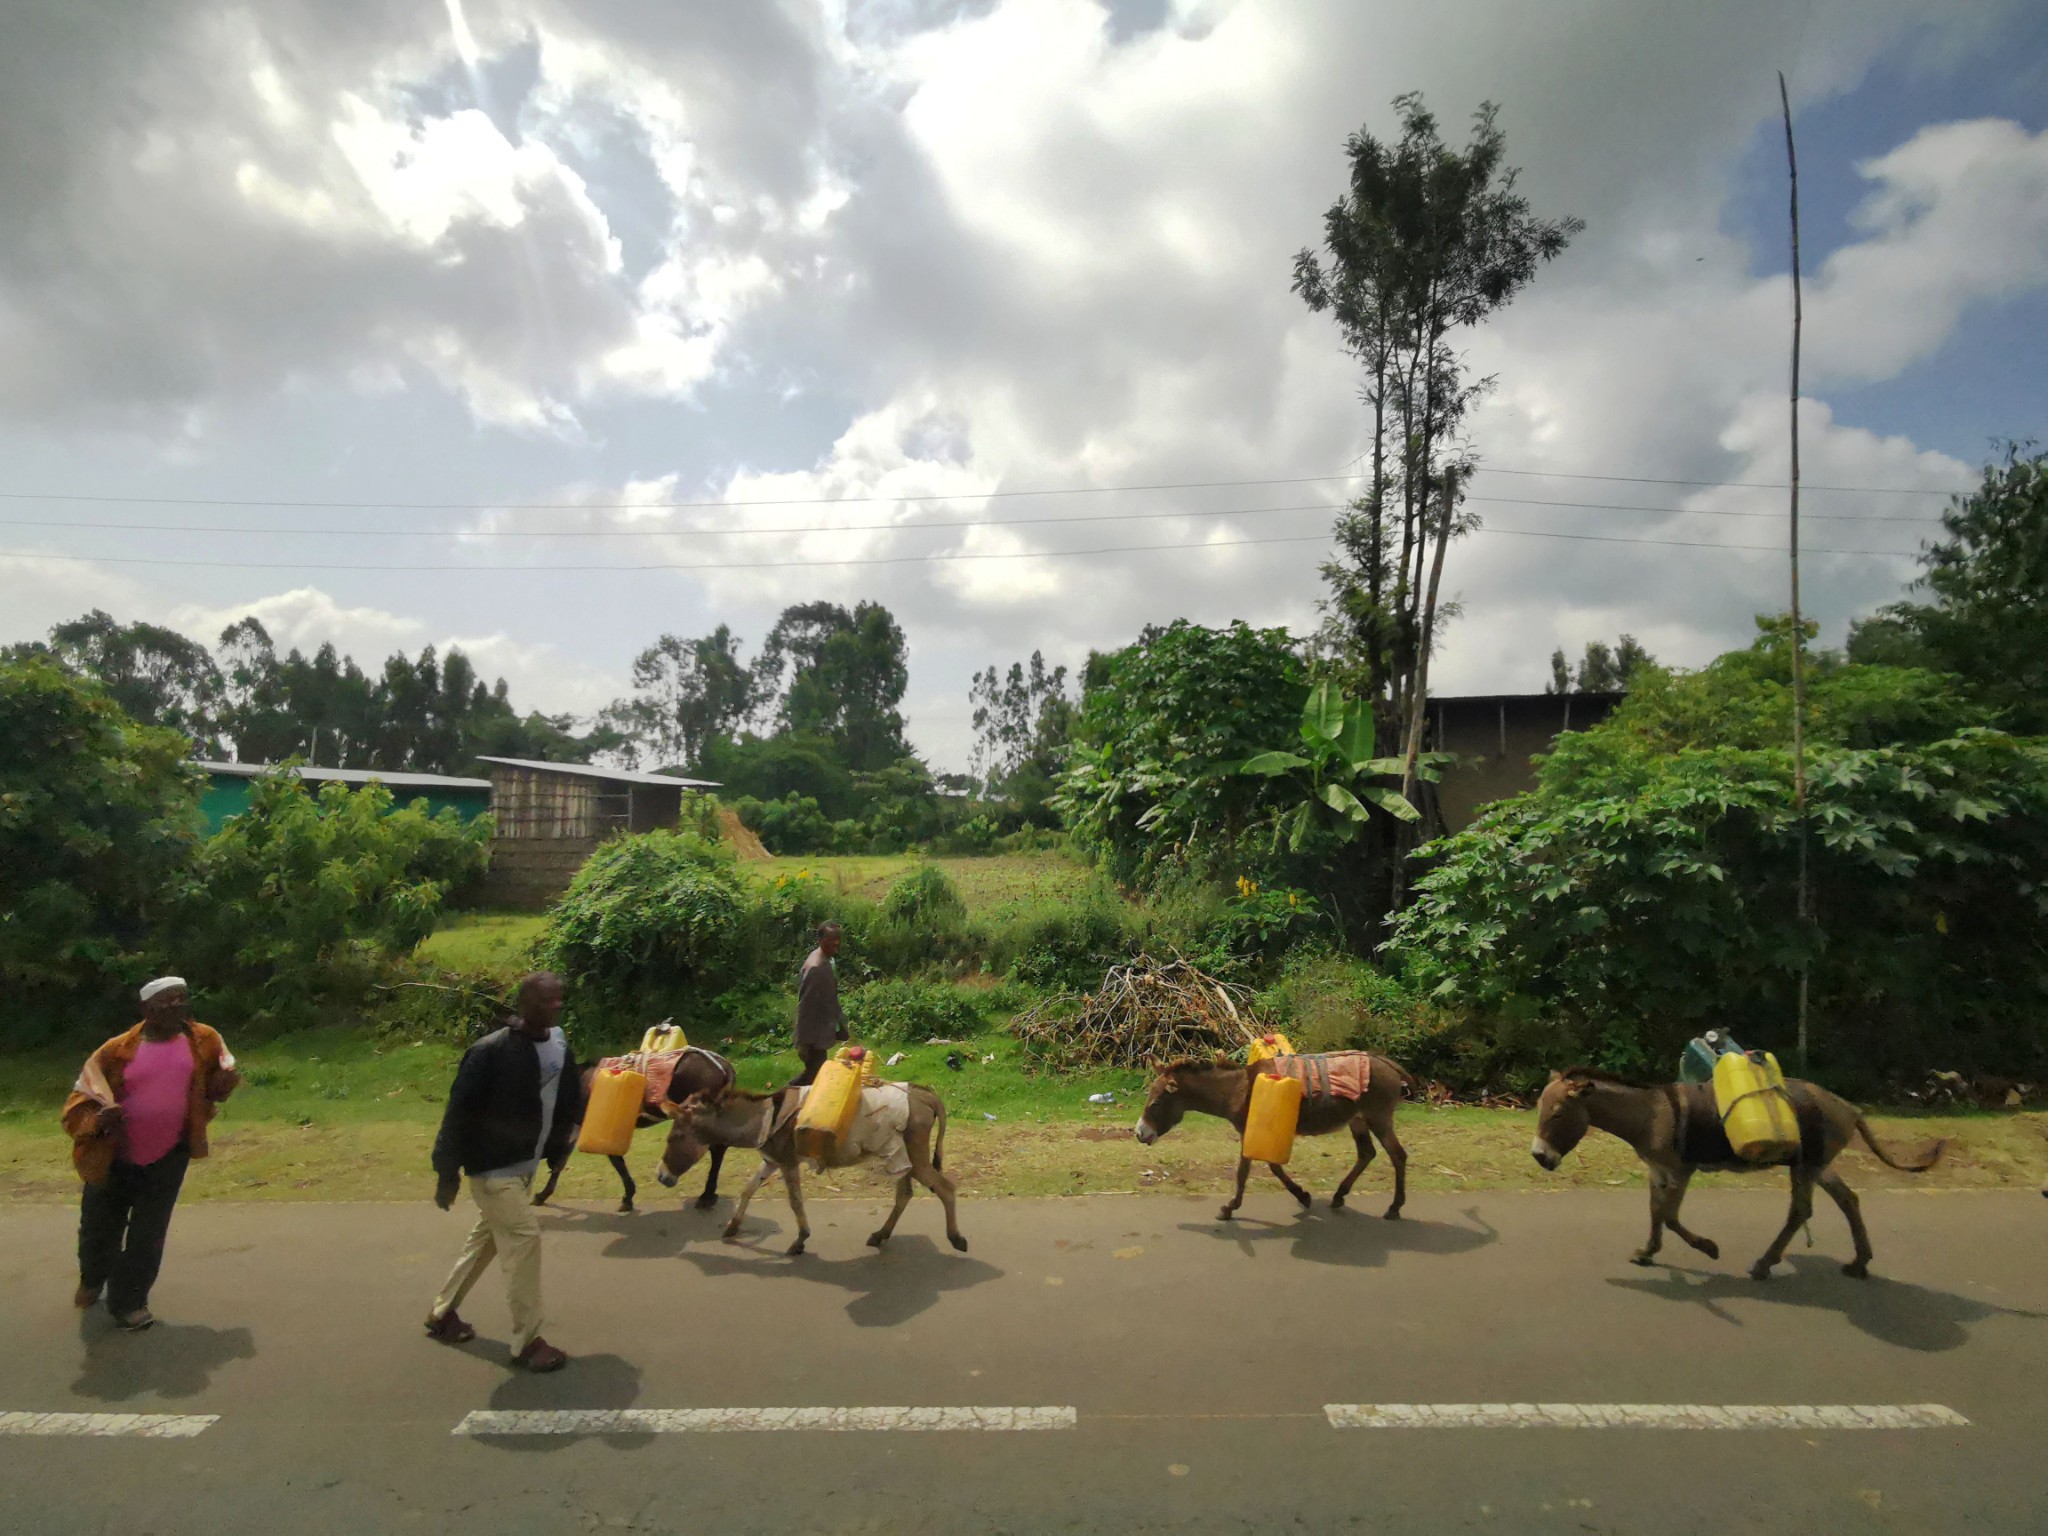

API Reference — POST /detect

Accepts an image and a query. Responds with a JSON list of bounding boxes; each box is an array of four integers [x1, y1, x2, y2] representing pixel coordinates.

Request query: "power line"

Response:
[[0, 491, 1941, 542], [0, 523, 1921, 575], [0, 464, 1966, 514], [1468, 464, 1958, 496]]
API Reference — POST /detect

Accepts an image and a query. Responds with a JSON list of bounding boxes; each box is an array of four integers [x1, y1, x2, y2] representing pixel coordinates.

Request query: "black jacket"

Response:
[[431, 1024, 586, 1180]]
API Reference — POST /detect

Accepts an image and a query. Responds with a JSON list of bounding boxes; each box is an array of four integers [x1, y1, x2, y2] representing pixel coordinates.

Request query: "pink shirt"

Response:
[[121, 1037, 196, 1167]]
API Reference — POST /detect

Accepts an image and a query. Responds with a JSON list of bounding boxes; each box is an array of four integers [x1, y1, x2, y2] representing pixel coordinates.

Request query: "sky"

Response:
[[2, 0, 2044, 772]]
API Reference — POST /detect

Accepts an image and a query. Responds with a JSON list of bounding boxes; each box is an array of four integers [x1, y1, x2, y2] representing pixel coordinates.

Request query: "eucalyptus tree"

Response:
[[1294, 94, 1582, 833]]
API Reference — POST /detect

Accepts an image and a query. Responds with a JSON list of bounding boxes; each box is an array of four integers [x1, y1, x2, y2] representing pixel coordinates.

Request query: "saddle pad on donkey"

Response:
[[596, 1048, 725, 1112], [1268, 1051, 1371, 1103], [789, 1081, 915, 1177]]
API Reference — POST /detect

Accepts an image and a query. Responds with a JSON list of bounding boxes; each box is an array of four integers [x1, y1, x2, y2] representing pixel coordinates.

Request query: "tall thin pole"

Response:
[[1780, 71, 1811, 1071]]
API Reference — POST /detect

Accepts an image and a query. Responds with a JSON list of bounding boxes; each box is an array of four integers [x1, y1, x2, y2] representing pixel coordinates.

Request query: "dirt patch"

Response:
[[1073, 1127, 1131, 1142], [717, 807, 772, 861]]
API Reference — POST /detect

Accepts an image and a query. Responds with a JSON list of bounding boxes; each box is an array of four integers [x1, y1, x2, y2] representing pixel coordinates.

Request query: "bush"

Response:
[[1254, 949, 1482, 1084], [990, 882, 1140, 989], [844, 979, 988, 1043], [1, 658, 201, 1040], [540, 831, 746, 1033], [1388, 726, 2048, 1085], [881, 863, 966, 924], [170, 773, 490, 1029]]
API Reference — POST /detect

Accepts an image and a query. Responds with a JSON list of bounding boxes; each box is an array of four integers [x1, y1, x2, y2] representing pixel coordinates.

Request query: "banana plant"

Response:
[[1237, 681, 1437, 851]]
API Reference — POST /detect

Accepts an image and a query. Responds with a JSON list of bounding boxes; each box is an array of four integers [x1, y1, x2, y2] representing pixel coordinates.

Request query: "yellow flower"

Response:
[[1287, 892, 1299, 909]]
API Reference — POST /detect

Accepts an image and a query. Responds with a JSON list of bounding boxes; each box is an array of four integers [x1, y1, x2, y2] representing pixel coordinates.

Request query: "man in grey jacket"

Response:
[[790, 921, 847, 1086]]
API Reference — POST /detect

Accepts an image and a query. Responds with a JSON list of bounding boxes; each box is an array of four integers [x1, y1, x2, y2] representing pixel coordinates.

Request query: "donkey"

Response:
[[1134, 1054, 1413, 1221], [1531, 1067, 1945, 1280], [531, 1047, 734, 1214], [661, 1082, 967, 1257]]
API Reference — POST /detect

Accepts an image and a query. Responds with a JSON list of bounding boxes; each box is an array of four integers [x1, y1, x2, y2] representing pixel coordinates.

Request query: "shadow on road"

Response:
[[1608, 1253, 2048, 1351], [462, 1351, 652, 1453], [543, 1201, 729, 1261], [71, 1317, 257, 1402], [675, 1232, 1003, 1327], [1176, 1204, 1500, 1268]]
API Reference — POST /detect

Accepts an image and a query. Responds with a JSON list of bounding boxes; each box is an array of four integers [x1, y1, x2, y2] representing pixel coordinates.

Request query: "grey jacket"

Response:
[[794, 948, 845, 1049]]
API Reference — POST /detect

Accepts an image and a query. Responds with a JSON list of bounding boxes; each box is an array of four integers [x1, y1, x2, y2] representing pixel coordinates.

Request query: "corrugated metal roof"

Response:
[[197, 761, 492, 790], [474, 755, 719, 789]]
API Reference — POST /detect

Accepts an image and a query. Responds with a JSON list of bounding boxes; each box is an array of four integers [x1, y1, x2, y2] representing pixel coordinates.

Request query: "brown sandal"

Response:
[[513, 1337, 568, 1373], [424, 1308, 476, 1344]]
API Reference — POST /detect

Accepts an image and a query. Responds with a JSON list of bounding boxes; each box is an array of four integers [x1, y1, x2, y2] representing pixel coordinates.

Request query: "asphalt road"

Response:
[[0, 1183, 2042, 1534]]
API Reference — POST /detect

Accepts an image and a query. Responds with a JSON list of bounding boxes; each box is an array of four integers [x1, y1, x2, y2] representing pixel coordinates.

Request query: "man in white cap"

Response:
[[61, 977, 240, 1331]]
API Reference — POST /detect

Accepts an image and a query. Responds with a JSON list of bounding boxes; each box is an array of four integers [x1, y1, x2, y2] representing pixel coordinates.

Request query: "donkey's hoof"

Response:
[[1382, 1205, 1402, 1222], [1843, 1260, 1870, 1279], [1695, 1239, 1719, 1261], [721, 1225, 742, 1243], [866, 1231, 887, 1248], [1330, 1194, 1347, 1210], [1216, 1207, 1236, 1222], [693, 1192, 719, 1210], [616, 1200, 634, 1215], [1630, 1250, 1656, 1267], [1748, 1261, 1774, 1282], [949, 1233, 969, 1253], [786, 1239, 808, 1257]]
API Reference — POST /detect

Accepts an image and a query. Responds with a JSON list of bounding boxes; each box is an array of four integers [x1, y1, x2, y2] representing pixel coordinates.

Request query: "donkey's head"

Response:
[[1135, 1056, 1228, 1145], [654, 1092, 716, 1188], [1530, 1070, 1599, 1170]]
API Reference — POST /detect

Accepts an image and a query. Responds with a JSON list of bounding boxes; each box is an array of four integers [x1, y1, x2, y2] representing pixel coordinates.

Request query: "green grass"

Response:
[[742, 852, 1099, 917], [7, 1024, 2044, 1205], [415, 912, 546, 973]]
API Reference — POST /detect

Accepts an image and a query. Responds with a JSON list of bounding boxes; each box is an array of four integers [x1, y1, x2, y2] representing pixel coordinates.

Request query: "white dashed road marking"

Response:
[[1325, 1404, 1970, 1430], [0, 1412, 219, 1438], [454, 1406, 1078, 1436]]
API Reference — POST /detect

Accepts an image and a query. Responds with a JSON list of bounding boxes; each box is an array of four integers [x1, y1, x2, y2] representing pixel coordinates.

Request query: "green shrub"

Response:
[[1, 658, 201, 1040], [881, 863, 966, 924], [371, 966, 509, 1045], [1388, 725, 2048, 1084], [844, 979, 987, 1043], [990, 882, 1140, 989], [733, 865, 852, 984], [1254, 948, 1480, 1083], [170, 773, 490, 1028], [540, 830, 745, 1031]]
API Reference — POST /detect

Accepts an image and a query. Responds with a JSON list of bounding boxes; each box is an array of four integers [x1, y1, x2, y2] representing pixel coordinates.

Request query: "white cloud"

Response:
[[1, 0, 2036, 775]]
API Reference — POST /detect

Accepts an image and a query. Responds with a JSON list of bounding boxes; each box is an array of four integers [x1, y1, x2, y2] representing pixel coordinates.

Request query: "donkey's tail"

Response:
[[1379, 1055, 1416, 1100], [933, 1096, 949, 1173], [1855, 1115, 1945, 1173]]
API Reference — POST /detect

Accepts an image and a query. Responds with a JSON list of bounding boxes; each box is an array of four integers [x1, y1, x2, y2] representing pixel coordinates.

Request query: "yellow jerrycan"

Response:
[[639, 1021, 687, 1055], [1246, 1032, 1296, 1065], [795, 1048, 868, 1161], [837, 1043, 880, 1087], [1713, 1050, 1800, 1161], [1242, 1070, 1305, 1165], [577, 1060, 647, 1157]]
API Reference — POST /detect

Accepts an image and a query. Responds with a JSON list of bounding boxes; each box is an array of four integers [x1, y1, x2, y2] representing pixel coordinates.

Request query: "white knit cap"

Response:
[[139, 976, 188, 1003]]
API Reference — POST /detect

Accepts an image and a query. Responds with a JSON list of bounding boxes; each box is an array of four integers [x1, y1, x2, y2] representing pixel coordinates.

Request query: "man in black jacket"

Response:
[[423, 972, 584, 1372]]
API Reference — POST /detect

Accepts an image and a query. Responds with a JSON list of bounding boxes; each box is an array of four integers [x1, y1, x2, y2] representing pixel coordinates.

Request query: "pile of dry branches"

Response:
[[1011, 955, 1264, 1071]]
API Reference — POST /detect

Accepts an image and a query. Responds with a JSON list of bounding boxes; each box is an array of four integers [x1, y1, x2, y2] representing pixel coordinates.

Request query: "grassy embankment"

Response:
[[6, 852, 2043, 1203]]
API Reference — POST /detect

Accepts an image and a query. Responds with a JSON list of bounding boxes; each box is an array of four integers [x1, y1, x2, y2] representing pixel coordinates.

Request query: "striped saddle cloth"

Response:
[[1266, 1051, 1372, 1103]]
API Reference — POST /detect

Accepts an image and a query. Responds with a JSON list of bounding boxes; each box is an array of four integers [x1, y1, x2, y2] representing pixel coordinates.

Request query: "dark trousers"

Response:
[[79, 1146, 190, 1315], [788, 1044, 830, 1089]]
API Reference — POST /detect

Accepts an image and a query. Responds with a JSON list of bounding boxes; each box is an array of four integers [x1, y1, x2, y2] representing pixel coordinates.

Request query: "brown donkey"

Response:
[[1134, 1054, 1413, 1221], [662, 1083, 966, 1257], [1531, 1067, 1944, 1280]]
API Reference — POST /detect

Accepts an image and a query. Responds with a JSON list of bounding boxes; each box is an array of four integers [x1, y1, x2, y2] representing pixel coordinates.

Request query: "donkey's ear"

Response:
[[1546, 1068, 1564, 1084], [1564, 1077, 1594, 1099]]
